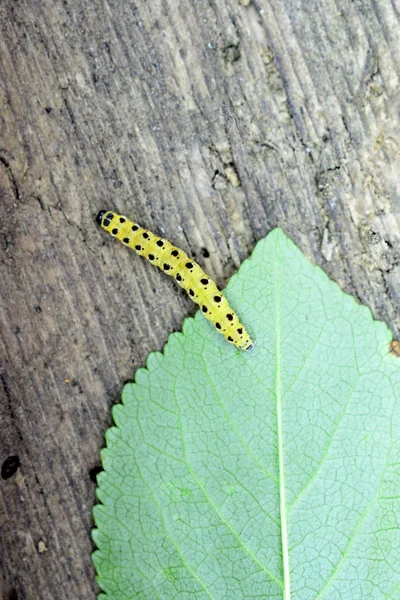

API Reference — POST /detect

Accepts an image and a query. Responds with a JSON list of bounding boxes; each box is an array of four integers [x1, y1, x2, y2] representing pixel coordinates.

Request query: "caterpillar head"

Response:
[[96, 210, 107, 225], [96, 210, 117, 229]]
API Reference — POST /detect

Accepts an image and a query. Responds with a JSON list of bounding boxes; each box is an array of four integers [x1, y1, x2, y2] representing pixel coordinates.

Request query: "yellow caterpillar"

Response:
[[96, 210, 254, 351]]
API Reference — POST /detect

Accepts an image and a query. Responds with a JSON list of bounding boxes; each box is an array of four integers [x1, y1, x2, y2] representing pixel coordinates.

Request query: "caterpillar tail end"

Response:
[[96, 210, 107, 225], [245, 341, 255, 351]]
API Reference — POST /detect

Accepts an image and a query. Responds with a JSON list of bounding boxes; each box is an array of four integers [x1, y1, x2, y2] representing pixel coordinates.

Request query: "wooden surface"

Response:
[[1, 0, 399, 598]]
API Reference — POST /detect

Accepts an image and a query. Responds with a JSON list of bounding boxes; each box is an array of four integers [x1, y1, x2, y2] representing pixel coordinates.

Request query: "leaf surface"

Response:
[[93, 229, 400, 599]]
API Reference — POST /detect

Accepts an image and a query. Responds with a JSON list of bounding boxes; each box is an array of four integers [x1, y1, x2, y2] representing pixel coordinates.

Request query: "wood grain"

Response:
[[1, 0, 399, 598]]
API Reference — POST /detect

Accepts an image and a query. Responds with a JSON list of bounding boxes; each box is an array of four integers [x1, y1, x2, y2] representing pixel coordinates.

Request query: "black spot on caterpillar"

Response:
[[96, 210, 254, 351]]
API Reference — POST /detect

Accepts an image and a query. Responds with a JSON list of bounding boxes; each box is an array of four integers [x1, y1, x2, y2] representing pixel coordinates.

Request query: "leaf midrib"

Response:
[[275, 238, 291, 600]]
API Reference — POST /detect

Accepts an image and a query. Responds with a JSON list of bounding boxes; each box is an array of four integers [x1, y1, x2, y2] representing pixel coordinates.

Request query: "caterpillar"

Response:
[[96, 210, 254, 351]]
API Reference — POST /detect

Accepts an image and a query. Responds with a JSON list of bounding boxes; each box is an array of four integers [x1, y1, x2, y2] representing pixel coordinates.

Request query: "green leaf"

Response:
[[92, 229, 400, 599]]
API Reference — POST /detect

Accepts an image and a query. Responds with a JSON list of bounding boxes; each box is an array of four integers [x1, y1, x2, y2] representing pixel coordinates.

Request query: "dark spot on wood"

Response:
[[8, 588, 19, 600], [1, 455, 21, 479], [223, 43, 241, 63], [89, 466, 103, 483]]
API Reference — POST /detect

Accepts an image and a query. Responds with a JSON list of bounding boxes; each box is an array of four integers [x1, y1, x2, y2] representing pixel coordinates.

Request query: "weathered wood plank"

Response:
[[1, 0, 399, 598]]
